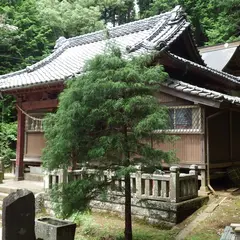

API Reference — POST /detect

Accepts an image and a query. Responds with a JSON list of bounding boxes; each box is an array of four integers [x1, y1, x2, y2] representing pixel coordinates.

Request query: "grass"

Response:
[[73, 211, 178, 240]]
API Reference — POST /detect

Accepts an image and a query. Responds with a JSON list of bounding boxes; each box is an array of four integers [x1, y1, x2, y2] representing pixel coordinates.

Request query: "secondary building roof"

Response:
[[200, 41, 240, 75]]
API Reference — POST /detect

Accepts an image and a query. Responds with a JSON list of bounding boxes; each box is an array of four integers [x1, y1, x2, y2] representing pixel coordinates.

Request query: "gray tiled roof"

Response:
[[0, 6, 191, 91], [168, 53, 240, 84], [165, 79, 240, 105]]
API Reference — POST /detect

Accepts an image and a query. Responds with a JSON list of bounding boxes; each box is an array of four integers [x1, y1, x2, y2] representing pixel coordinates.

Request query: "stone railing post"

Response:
[[135, 171, 142, 198], [43, 169, 68, 191], [189, 165, 198, 197], [43, 172, 50, 191], [59, 168, 68, 184], [170, 166, 180, 203]]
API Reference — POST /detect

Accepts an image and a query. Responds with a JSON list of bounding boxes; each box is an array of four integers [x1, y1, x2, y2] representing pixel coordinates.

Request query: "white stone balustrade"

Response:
[[44, 165, 199, 203]]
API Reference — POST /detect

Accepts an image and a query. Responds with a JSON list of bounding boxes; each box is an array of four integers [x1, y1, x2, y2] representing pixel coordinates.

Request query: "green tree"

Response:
[[0, 0, 53, 71], [141, 0, 240, 46], [43, 47, 175, 240], [37, 0, 104, 38], [138, 0, 153, 16], [96, 0, 135, 26]]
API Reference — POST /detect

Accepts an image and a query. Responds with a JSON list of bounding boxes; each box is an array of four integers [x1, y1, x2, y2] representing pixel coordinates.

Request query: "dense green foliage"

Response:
[[43, 48, 175, 239], [139, 0, 240, 45], [0, 122, 17, 167]]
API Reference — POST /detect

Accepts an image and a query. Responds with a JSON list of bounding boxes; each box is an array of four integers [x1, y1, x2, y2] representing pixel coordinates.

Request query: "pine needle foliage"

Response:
[[43, 47, 176, 240]]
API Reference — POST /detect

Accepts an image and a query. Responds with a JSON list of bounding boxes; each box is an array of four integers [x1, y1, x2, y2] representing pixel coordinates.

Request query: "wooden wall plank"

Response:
[[154, 134, 203, 164]]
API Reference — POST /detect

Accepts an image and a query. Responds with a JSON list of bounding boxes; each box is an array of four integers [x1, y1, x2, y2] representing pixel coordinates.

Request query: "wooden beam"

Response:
[[4, 82, 64, 95], [160, 86, 221, 108], [15, 107, 25, 181], [21, 99, 58, 111]]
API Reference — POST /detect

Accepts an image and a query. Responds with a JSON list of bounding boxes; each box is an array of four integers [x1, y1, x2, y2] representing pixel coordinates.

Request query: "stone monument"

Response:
[[2, 189, 36, 240]]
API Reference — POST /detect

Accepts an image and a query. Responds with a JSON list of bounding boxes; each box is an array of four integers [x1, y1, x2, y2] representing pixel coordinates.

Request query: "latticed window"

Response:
[[167, 106, 203, 133]]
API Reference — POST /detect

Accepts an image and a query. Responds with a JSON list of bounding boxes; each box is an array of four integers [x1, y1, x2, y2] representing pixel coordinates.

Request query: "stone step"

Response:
[[24, 173, 44, 182], [0, 186, 18, 194]]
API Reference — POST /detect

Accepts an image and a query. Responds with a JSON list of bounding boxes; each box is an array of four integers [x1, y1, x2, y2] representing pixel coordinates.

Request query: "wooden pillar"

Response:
[[15, 107, 25, 181]]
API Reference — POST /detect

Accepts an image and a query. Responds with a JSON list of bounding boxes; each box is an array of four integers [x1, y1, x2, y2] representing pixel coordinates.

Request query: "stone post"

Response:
[[189, 165, 198, 197], [60, 168, 68, 184], [135, 171, 142, 198], [170, 166, 180, 203], [43, 172, 50, 191], [199, 169, 209, 194]]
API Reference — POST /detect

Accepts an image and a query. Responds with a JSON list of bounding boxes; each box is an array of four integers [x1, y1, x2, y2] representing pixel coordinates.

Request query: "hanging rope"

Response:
[[16, 104, 45, 131], [16, 104, 44, 121]]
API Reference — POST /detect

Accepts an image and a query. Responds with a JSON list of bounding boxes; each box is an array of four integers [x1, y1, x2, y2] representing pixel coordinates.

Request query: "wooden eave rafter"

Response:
[[159, 85, 222, 108], [20, 99, 58, 111], [159, 51, 240, 90], [2, 82, 64, 96], [181, 28, 205, 65]]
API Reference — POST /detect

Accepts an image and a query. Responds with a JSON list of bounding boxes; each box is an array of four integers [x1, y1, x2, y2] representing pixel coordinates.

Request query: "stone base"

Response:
[[15, 166, 24, 181], [43, 194, 208, 226], [14, 176, 24, 181], [25, 173, 44, 182], [199, 186, 211, 196], [90, 196, 209, 226]]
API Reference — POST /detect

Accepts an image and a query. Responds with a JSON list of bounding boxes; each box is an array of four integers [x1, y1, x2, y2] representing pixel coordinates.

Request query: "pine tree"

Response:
[[43, 47, 175, 240]]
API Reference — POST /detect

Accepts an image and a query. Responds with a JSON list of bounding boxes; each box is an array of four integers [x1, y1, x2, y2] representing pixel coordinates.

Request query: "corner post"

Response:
[[15, 106, 25, 181], [189, 165, 198, 197], [170, 166, 180, 203], [199, 169, 208, 193]]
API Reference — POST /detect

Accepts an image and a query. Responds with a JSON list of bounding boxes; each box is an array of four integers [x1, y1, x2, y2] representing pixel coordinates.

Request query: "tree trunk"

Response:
[[124, 172, 132, 240]]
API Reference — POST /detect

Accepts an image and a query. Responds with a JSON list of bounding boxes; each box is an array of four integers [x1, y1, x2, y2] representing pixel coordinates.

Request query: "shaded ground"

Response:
[[73, 189, 240, 240], [74, 212, 177, 240]]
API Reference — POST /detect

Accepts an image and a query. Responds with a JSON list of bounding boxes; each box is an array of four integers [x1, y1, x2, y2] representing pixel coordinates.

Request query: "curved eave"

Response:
[[159, 51, 240, 90], [162, 79, 240, 108]]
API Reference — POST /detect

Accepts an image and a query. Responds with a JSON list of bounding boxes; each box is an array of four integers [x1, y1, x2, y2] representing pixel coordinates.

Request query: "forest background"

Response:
[[0, 0, 240, 163]]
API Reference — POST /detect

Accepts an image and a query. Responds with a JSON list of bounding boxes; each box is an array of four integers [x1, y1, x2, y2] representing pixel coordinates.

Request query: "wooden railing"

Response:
[[44, 165, 198, 203]]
